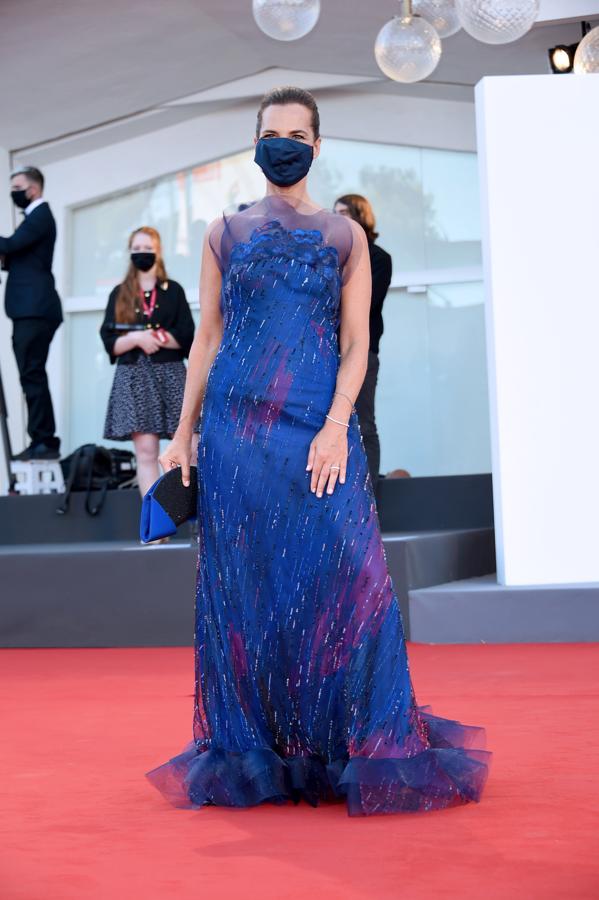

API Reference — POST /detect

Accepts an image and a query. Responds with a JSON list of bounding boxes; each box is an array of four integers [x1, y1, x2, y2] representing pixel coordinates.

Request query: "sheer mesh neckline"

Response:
[[210, 195, 360, 283], [252, 194, 326, 219]]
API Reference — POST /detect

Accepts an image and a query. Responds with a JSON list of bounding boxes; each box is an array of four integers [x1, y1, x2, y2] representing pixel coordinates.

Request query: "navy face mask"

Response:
[[254, 137, 314, 187]]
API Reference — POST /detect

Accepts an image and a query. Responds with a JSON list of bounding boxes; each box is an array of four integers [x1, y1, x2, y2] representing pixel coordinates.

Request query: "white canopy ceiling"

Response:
[[1, 0, 597, 157]]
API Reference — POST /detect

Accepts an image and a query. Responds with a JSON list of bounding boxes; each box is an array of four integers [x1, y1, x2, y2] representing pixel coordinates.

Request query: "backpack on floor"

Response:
[[56, 444, 136, 516]]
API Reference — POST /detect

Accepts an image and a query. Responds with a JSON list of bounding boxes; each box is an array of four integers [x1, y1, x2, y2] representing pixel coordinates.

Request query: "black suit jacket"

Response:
[[0, 201, 63, 323], [368, 241, 392, 355], [335, 239, 393, 355]]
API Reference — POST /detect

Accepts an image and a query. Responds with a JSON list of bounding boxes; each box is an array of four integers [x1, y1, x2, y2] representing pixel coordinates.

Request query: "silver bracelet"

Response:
[[325, 413, 349, 428]]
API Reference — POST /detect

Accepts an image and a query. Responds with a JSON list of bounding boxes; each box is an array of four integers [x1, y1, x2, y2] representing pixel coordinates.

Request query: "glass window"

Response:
[[67, 139, 489, 475], [378, 282, 490, 476], [67, 310, 117, 451], [70, 150, 263, 300], [310, 138, 482, 274], [70, 140, 481, 298]]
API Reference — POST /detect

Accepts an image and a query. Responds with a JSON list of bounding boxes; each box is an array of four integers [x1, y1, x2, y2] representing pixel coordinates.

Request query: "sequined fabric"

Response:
[[146, 197, 490, 816]]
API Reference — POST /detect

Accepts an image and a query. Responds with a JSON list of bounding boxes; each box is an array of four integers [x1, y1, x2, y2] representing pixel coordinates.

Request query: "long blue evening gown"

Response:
[[146, 196, 490, 816]]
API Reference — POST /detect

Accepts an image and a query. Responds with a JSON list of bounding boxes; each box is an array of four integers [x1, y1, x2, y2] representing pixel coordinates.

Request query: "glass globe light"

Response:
[[252, 0, 320, 42], [413, 0, 461, 39], [574, 25, 599, 74], [455, 0, 539, 45], [375, 12, 442, 83]]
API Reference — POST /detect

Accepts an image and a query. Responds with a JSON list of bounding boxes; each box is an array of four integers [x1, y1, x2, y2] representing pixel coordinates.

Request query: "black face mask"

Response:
[[130, 252, 156, 272], [11, 189, 30, 210], [254, 137, 314, 187]]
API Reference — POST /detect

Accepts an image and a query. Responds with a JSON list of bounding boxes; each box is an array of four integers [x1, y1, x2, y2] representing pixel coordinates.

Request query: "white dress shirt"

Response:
[[24, 197, 47, 216]]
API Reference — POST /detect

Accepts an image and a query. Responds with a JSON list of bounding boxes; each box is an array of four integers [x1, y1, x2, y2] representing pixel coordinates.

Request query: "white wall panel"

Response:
[[476, 74, 599, 585]]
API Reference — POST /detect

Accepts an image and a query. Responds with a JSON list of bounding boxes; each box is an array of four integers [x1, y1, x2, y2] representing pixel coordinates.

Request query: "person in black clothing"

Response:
[[100, 226, 195, 496], [334, 193, 392, 492], [0, 166, 62, 460]]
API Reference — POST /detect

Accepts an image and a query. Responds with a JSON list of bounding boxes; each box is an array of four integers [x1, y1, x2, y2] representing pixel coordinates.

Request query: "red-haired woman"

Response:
[[100, 226, 195, 496]]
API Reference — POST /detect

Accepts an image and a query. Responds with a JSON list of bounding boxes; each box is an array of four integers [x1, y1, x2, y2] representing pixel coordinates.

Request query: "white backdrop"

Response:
[[476, 74, 599, 586]]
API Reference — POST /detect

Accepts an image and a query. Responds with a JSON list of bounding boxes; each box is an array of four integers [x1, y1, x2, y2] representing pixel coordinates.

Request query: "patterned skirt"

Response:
[[104, 356, 194, 441]]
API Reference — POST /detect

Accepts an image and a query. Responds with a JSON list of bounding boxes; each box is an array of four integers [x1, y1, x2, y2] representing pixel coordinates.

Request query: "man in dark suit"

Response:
[[0, 166, 62, 460]]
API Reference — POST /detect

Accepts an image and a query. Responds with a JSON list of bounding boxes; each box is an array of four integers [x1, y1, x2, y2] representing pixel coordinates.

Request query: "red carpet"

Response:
[[1, 644, 598, 900]]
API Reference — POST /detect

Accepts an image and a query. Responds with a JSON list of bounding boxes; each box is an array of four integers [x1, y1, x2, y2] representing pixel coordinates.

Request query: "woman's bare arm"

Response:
[[332, 219, 371, 417], [307, 220, 371, 496], [158, 223, 224, 485]]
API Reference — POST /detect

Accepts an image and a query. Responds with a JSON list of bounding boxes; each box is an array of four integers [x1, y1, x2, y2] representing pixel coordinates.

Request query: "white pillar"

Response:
[[0, 147, 27, 493], [476, 74, 599, 585]]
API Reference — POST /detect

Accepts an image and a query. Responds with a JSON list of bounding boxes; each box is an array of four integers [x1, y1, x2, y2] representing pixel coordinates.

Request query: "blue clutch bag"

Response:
[[140, 466, 198, 543]]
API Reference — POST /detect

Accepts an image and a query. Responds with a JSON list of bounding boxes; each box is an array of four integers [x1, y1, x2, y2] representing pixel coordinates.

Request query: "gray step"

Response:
[[409, 574, 599, 643], [0, 528, 495, 647], [0, 473, 494, 546], [383, 528, 495, 635]]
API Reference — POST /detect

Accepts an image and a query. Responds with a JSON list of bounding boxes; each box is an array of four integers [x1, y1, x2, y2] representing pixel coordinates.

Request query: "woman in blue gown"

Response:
[[147, 86, 490, 816]]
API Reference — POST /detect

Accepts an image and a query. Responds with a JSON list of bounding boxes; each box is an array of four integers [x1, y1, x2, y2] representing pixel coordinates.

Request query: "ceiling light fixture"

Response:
[[374, 0, 442, 84], [252, 0, 320, 42], [456, 0, 539, 45], [548, 22, 592, 74], [574, 23, 599, 74], [413, 0, 461, 39]]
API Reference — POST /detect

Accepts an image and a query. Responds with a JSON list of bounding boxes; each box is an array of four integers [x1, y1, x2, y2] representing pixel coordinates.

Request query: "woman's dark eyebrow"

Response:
[[261, 129, 308, 137]]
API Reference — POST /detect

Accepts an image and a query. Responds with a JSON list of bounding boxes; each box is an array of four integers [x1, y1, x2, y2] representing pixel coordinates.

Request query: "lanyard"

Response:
[[140, 287, 157, 319]]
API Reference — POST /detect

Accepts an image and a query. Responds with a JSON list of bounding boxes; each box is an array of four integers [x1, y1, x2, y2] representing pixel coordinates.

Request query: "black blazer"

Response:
[[0, 201, 62, 323], [100, 279, 195, 365], [335, 240, 392, 355], [368, 242, 392, 355]]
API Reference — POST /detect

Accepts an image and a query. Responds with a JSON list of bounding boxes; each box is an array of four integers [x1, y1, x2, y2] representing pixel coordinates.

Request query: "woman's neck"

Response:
[[137, 270, 157, 291], [265, 178, 313, 207]]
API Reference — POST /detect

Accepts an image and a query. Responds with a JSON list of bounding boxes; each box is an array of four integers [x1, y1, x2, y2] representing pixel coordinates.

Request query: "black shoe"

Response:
[[13, 442, 61, 461]]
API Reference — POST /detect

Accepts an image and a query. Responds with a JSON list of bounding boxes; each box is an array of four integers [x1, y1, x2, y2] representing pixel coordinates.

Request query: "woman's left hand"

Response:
[[306, 421, 348, 497]]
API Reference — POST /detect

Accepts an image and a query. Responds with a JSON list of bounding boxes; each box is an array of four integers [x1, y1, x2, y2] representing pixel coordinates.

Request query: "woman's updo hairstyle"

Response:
[[256, 86, 320, 140]]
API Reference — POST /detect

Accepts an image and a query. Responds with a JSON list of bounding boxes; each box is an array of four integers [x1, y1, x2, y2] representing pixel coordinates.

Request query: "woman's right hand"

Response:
[[136, 329, 162, 354], [158, 430, 193, 487]]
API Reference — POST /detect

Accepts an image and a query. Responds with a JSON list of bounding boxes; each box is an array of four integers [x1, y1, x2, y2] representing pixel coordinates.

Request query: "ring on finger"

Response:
[[329, 465, 341, 471]]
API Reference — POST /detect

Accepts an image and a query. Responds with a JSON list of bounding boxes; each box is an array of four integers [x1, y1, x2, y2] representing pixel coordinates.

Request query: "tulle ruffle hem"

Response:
[[146, 708, 491, 817]]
